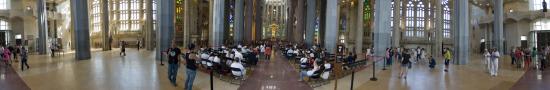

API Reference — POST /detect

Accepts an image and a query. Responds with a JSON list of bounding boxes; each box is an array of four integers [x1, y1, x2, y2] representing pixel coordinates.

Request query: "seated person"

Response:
[[234, 50, 244, 61], [300, 59, 320, 81], [200, 52, 210, 67], [207, 54, 215, 67], [321, 60, 332, 80], [287, 49, 294, 59], [230, 60, 246, 77]]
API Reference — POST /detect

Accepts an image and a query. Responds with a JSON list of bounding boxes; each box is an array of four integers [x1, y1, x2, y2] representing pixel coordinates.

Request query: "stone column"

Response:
[[453, 0, 469, 64], [324, 0, 338, 53], [210, 0, 225, 48], [373, 0, 392, 56], [234, 0, 244, 44], [433, 0, 443, 56], [305, 0, 316, 47], [493, 0, 504, 53], [37, 0, 48, 54], [245, 0, 254, 43], [255, 0, 264, 40], [294, 0, 305, 43], [355, 0, 365, 54], [286, 0, 294, 42], [156, 0, 175, 60], [102, 0, 111, 51], [145, 0, 154, 50], [71, 0, 91, 60], [392, 0, 401, 48], [184, 0, 196, 48]]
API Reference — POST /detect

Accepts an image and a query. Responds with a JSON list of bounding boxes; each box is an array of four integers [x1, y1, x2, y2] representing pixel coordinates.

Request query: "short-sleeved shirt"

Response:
[[167, 48, 181, 64]]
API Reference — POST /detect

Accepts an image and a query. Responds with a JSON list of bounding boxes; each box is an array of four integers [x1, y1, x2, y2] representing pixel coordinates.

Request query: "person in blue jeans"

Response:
[[184, 44, 198, 90], [20, 46, 29, 71], [166, 43, 181, 86]]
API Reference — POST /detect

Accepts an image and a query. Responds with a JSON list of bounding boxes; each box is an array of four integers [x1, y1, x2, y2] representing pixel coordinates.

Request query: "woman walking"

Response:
[[400, 49, 411, 79]]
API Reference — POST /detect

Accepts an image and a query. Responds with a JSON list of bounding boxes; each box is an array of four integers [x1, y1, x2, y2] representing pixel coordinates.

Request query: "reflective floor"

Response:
[[0, 49, 547, 90]]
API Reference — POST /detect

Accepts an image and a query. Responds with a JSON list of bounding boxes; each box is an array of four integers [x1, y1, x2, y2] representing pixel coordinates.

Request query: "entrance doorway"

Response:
[[537, 32, 550, 47]]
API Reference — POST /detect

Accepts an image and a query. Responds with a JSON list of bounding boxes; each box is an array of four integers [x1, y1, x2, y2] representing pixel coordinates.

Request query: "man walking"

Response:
[[166, 42, 181, 86], [20, 46, 29, 71]]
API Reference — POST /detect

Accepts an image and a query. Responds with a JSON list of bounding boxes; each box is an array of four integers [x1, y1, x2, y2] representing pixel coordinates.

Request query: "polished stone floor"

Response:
[[238, 51, 312, 90], [0, 48, 547, 90]]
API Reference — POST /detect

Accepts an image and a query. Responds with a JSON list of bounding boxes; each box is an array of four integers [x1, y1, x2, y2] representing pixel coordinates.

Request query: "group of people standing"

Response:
[[384, 47, 453, 79], [2, 45, 29, 71], [510, 46, 549, 71]]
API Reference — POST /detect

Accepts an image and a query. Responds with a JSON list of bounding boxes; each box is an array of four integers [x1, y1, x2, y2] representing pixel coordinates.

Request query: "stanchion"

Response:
[[370, 57, 378, 81], [209, 68, 214, 90], [350, 71, 355, 90]]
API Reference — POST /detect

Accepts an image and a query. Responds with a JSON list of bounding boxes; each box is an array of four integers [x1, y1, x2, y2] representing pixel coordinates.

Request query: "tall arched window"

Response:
[[416, 1, 425, 37], [405, 1, 414, 37], [443, 0, 451, 38], [95, 0, 156, 32], [0, 0, 9, 10], [91, 0, 101, 33], [0, 20, 8, 31]]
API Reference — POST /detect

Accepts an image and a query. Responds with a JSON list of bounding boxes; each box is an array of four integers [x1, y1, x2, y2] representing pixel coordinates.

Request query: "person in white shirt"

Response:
[[287, 49, 294, 58], [321, 61, 331, 80], [213, 55, 221, 64], [230, 61, 246, 77], [234, 50, 244, 61], [483, 49, 491, 72], [207, 54, 215, 67], [260, 45, 265, 55], [300, 59, 319, 81], [200, 52, 210, 67], [490, 48, 501, 77]]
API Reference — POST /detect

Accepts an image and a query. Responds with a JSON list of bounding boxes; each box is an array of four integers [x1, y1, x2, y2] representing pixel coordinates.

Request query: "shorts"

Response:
[[444, 59, 450, 66]]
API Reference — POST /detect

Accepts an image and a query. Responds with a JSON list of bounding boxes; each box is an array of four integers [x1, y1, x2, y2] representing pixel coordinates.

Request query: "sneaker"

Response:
[[444, 69, 448, 72]]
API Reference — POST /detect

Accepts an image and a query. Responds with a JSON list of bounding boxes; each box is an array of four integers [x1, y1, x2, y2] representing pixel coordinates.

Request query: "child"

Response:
[[429, 56, 436, 70]]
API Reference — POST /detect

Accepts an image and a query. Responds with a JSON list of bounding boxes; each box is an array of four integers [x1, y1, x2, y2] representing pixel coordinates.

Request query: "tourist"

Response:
[[515, 47, 523, 68], [4, 47, 11, 65], [230, 59, 246, 79], [166, 42, 181, 86], [484, 49, 491, 73], [184, 45, 198, 90], [300, 59, 320, 81], [428, 56, 436, 71], [511, 47, 516, 65], [523, 48, 531, 70], [50, 43, 57, 57], [385, 48, 391, 65], [20, 46, 29, 71], [490, 48, 501, 77], [417, 47, 422, 62], [444, 48, 452, 72], [120, 41, 126, 56], [400, 49, 411, 79], [265, 46, 272, 60]]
